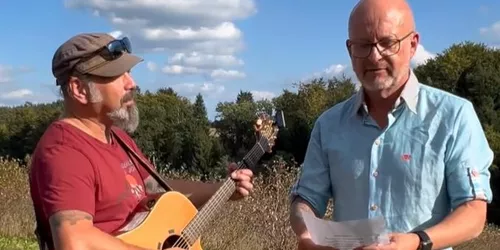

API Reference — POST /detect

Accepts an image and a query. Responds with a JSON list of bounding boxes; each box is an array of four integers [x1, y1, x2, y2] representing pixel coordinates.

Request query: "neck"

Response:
[[364, 70, 410, 114], [61, 109, 112, 144]]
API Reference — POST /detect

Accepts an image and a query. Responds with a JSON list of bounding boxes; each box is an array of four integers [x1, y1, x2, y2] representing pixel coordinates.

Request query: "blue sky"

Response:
[[1, 0, 499, 120]]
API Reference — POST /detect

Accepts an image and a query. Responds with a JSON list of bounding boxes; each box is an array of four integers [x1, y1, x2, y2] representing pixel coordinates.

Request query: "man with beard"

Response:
[[29, 33, 254, 250], [288, 0, 493, 250]]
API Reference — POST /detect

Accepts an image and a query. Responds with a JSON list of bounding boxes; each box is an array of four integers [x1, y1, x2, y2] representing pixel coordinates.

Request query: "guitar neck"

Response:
[[181, 136, 269, 245]]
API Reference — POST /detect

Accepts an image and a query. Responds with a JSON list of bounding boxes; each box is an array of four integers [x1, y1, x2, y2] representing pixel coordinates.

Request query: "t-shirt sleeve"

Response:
[[33, 145, 96, 219]]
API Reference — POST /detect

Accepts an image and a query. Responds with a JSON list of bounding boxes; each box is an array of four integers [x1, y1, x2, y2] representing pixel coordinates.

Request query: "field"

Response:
[[1, 157, 499, 250]]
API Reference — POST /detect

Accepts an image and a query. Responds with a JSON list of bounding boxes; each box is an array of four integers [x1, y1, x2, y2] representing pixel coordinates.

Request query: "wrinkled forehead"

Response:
[[348, 9, 406, 42]]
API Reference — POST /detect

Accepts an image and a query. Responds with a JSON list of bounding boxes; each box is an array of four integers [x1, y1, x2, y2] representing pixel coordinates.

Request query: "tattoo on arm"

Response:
[[49, 210, 93, 229]]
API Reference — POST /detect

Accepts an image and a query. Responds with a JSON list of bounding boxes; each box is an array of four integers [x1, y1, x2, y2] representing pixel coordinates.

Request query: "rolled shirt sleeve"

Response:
[[289, 119, 333, 217], [445, 101, 494, 209]]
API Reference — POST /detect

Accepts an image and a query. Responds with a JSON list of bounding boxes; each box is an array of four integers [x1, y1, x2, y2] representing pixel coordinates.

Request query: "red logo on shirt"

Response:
[[471, 169, 480, 179], [401, 154, 411, 161]]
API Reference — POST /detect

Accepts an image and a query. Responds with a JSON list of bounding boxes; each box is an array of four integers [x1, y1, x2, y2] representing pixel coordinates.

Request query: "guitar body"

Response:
[[115, 191, 203, 250], [113, 111, 283, 249]]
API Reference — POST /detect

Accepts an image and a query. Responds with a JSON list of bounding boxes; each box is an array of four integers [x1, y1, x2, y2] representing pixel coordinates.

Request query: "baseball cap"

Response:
[[52, 33, 143, 85]]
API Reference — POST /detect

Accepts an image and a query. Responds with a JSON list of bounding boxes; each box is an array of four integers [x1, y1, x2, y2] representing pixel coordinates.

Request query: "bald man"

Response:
[[288, 1, 493, 250]]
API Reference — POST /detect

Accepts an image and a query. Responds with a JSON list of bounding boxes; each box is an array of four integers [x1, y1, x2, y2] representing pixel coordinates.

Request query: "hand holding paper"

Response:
[[301, 211, 390, 250]]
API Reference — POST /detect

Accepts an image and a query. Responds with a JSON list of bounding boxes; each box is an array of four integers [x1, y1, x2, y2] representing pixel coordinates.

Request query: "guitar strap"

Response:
[[111, 128, 174, 193]]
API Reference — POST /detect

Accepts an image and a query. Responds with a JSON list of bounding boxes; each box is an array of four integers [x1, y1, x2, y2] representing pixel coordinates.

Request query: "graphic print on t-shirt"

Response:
[[121, 158, 145, 200], [125, 174, 145, 199]]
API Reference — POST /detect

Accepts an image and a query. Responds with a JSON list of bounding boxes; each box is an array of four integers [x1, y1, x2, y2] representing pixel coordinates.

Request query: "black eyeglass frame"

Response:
[[346, 31, 415, 59]]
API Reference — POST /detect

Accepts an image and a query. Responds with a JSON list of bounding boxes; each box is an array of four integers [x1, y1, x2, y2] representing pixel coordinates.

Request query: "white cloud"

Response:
[[480, 20, 500, 41], [0, 65, 13, 84], [210, 69, 246, 80], [0, 65, 33, 84], [169, 52, 244, 69], [162, 65, 204, 75], [306, 63, 353, 83], [65, 0, 256, 80], [170, 82, 225, 98], [1, 89, 33, 99], [251, 90, 275, 101], [108, 30, 123, 39], [146, 61, 157, 72], [411, 44, 436, 67]]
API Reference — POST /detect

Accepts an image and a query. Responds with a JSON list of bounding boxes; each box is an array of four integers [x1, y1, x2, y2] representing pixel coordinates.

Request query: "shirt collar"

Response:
[[351, 69, 420, 117]]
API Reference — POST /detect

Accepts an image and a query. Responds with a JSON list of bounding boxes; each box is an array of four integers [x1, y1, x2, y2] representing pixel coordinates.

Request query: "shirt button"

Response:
[[374, 139, 381, 145], [370, 204, 378, 211], [373, 171, 378, 177]]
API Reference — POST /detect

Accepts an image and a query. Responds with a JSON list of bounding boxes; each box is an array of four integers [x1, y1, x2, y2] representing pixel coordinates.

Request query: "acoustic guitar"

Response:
[[112, 111, 284, 249]]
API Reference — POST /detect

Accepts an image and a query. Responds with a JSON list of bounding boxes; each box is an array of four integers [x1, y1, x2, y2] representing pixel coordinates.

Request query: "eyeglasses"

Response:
[[346, 31, 414, 59], [99, 36, 132, 60]]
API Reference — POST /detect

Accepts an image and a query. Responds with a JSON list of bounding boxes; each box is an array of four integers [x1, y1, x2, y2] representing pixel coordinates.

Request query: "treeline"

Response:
[[1, 41, 500, 225]]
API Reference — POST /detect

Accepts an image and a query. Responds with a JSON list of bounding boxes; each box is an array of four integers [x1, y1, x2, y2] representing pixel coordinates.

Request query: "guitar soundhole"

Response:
[[162, 234, 190, 249]]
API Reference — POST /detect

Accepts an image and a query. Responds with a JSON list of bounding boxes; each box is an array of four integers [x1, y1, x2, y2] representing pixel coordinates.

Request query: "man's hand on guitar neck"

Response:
[[227, 162, 254, 201], [166, 162, 254, 209]]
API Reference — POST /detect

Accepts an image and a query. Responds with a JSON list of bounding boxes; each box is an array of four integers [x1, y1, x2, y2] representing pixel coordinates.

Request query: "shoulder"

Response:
[[417, 83, 476, 118], [314, 93, 358, 129], [32, 120, 90, 159], [31, 121, 94, 175]]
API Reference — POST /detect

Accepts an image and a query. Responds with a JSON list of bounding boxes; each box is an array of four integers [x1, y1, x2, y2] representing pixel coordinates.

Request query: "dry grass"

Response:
[[1, 158, 499, 250]]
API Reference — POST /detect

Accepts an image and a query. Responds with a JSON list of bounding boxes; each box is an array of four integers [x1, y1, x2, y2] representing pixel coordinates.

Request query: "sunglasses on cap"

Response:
[[100, 36, 132, 60], [71, 37, 133, 75]]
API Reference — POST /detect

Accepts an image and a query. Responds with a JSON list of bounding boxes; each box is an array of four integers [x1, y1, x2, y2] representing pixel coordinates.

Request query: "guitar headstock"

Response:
[[253, 110, 285, 153]]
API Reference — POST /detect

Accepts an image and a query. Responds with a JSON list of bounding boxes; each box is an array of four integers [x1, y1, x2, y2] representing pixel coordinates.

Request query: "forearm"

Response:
[[167, 179, 222, 209], [50, 211, 152, 250], [58, 227, 152, 250], [289, 196, 318, 240], [144, 175, 222, 209], [424, 200, 487, 249]]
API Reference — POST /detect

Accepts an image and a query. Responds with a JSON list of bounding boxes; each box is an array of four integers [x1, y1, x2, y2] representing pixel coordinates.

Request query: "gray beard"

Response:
[[87, 82, 140, 133], [107, 104, 139, 133]]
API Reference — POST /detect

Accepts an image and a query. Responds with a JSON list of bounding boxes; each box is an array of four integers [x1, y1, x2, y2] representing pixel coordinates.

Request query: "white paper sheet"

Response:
[[302, 211, 390, 250]]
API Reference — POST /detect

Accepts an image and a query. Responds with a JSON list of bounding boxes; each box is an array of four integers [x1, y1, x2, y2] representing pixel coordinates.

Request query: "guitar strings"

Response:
[[170, 158, 251, 248], [170, 137, 265, 249], [183, 136, 263, 235]]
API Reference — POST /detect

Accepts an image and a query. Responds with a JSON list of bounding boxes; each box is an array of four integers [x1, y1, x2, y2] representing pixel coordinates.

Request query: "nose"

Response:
[[366, 45, 383, 63], [123, 72, 137, 90]]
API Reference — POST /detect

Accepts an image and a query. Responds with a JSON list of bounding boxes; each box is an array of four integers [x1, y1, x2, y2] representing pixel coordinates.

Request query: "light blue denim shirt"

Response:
[[289, 70, 493, 248]]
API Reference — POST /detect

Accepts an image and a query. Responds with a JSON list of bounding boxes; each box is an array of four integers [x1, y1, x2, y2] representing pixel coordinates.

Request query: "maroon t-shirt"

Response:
[[29, 120, 152, 246]]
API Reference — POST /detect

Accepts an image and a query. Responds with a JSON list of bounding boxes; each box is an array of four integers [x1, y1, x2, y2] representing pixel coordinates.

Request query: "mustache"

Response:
[[121, 91, 136, 104]]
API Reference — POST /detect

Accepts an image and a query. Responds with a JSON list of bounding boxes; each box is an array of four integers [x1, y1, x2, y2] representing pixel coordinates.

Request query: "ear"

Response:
[[409, 32, 420, 58], [67, 76, 91, 104], [346, 39, 353, 58]]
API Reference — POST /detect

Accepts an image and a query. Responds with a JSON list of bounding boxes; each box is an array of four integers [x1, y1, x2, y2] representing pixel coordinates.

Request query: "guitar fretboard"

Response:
[[181, 135, 269, 245]]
